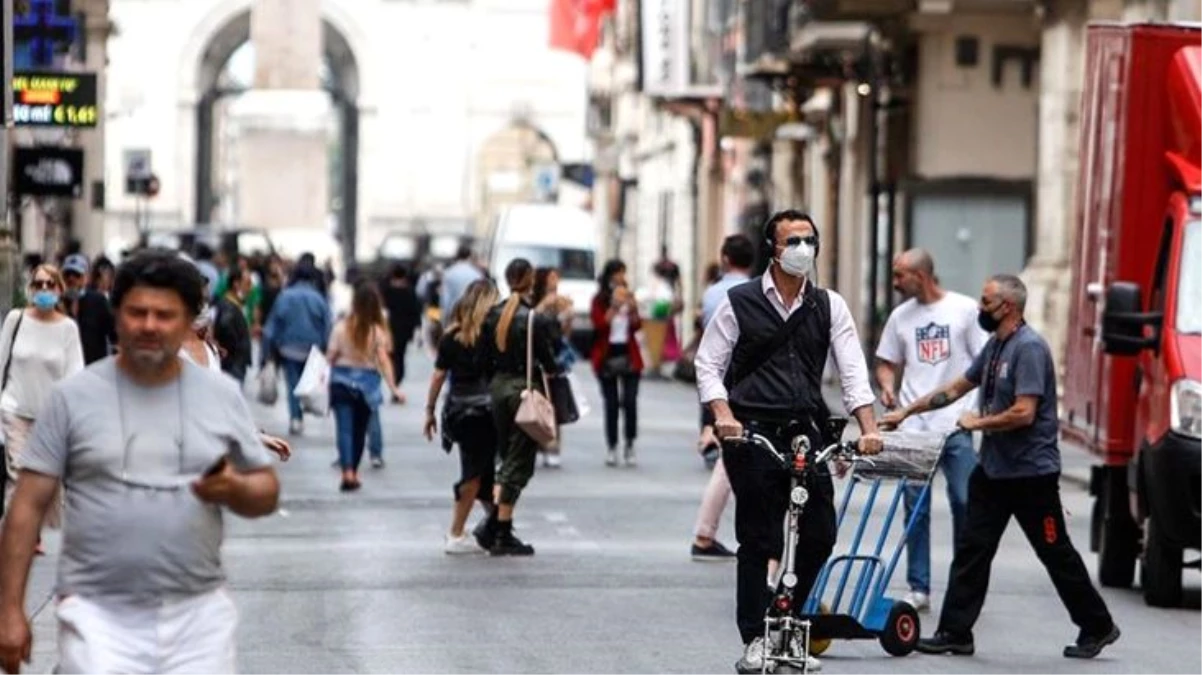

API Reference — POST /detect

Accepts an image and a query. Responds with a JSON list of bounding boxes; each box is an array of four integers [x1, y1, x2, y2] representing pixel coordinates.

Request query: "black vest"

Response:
[[725, 278, 831, 421]]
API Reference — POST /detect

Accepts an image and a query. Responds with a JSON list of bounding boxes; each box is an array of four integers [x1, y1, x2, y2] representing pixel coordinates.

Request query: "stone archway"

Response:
[[179, 0, 367, 257], [474, 121, 560, 236]]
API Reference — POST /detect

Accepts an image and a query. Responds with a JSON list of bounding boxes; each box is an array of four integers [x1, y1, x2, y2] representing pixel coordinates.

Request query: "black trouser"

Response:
[[599, 373, 639, 449], [723, 420, 837, 645], [938, 467, 1114, 638], [390, 336, 408, 385]]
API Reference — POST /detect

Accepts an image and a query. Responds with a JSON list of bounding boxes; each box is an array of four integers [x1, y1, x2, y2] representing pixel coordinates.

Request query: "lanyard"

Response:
[[116, 364, 188, 490], [981, 324, 1023, 414]]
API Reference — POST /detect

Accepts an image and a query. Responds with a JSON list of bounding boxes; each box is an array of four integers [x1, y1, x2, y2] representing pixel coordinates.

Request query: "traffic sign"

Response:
[[124, 149, 155, 196], [533, 163, 560, 202]]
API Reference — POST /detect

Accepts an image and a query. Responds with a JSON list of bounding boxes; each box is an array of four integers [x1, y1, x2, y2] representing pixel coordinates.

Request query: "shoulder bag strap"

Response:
[[2, 311, 25, 392], [731, 288, 825, 388], [525, 309, 535, 391]]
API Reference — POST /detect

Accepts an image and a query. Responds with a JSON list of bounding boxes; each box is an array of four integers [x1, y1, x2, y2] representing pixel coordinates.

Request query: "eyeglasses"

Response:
[[29, 280, 56, 291], [115, 369, 196, 492], [780, 235, 818, 248], [119, 432, 193, 492]]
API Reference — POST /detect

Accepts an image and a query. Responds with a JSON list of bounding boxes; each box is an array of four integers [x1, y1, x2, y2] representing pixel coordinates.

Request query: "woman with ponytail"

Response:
[[475, 258, 561, 556]]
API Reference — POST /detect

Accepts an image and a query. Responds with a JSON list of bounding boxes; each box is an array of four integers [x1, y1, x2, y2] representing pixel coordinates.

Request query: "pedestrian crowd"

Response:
[[0, 211, 1122, 672]]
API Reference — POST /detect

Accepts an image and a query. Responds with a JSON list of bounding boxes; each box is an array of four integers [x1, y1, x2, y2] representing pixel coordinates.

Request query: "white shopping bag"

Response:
[[256, 362, 279, 406], [567, 372, 591, 418], [293, 346, 330, 416]]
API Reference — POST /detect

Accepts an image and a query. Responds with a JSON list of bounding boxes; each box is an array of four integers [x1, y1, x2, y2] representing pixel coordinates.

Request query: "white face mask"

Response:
[[777, 243, 815, 278]]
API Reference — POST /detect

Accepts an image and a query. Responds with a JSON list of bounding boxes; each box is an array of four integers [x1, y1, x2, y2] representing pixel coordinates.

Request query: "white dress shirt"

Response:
[[694, 274, 876, 415]]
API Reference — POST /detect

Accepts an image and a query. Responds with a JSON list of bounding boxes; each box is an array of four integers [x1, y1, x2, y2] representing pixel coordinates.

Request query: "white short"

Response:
[[55, 588, 238, 674]]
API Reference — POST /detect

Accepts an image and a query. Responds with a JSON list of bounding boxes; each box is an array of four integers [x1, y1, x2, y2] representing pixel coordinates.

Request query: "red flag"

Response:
[[549, 0, 613, 59]]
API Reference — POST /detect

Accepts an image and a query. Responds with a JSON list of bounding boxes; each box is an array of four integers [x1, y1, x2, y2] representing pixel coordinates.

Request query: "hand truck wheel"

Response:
[[807, 603, 832, 656], [879, 601, 920, 656]]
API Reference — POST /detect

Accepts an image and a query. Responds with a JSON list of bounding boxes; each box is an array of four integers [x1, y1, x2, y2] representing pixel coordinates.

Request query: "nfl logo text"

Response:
[[916, 323, 951, 365]]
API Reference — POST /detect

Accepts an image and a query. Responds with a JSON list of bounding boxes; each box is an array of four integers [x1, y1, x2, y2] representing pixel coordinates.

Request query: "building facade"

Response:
[[101, 0, 589, 260], [8, 0, 113, 259]]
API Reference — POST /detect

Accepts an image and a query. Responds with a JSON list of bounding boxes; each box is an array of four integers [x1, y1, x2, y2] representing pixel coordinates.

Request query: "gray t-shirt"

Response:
[[21, 358, 272, 603], [965, 324, 1060, 479]]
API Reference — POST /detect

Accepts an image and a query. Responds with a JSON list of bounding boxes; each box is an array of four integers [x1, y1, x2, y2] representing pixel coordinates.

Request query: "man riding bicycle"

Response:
[[694, 210, 884, 673]]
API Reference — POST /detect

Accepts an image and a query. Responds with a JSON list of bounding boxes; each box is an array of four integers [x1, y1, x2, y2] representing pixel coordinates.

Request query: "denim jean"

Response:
[[332, 396, 373, 471], [903, 430, 976, 593], [280, 358, 306, 422], [368, 408, 383, 460]]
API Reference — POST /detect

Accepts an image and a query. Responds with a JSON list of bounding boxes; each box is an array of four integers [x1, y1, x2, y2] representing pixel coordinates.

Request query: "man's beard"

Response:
[[125, 342, 174, 371]]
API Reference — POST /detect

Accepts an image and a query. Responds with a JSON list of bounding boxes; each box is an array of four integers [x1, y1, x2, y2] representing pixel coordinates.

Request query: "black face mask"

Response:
[[977, 307, 1002, 333]]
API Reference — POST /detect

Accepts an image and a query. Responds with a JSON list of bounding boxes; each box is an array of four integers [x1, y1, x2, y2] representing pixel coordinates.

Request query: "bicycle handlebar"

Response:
[[725, 431, 870, 469]]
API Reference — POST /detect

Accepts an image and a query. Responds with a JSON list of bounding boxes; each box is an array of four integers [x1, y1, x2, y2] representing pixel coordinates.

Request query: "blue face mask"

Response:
[[31, 290, 59, 311]]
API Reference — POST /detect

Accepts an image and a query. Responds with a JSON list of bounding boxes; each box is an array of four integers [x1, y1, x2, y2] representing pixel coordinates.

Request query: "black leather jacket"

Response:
[[213, 297, 253, 382], [482, 301, 560, 379]]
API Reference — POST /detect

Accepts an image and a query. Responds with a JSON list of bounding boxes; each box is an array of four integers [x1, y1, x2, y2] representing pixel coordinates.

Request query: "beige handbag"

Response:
[[514, 310, 557, 448]]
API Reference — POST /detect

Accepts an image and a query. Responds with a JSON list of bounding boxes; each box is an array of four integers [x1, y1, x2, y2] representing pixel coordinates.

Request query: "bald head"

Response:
[[897, 249, 935, 277], [892, 248, 941, 302]]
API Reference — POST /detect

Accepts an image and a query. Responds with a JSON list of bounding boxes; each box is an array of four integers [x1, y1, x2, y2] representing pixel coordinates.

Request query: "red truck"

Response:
[[1062, 23, 1200, 608]]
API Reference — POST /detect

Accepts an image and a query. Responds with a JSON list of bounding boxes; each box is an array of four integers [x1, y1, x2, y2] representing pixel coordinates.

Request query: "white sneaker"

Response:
[[605, 448, 619, 467], [289, 419, 303, 436], [444, 533, 485, 555], [903, 590, 930, 612], [623, 444, 637, 467], [545, 454, 562, 468], [735, 637, 767, 674], [774, 631, 821, 672]]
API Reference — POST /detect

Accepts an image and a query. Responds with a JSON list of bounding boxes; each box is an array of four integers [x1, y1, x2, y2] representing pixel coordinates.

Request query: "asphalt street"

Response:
[[20, 350, 1202, 674]]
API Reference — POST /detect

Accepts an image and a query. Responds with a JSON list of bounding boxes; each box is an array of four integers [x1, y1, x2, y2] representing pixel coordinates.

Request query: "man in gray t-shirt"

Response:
[[0, 250, 280, 674], [883, 274, 1117, 660], [963, 321, 1061, 479]]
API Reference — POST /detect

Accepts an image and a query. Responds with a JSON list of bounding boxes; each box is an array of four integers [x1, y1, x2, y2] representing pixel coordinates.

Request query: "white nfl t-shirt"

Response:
[[876, 292, 988, 432]]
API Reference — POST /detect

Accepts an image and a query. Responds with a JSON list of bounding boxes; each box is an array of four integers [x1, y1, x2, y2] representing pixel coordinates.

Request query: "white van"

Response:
[[488, 204, 599, 342]]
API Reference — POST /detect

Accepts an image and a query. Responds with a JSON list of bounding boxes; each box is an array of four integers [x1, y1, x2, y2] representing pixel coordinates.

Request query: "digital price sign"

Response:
[[12, 71, 98, 128]]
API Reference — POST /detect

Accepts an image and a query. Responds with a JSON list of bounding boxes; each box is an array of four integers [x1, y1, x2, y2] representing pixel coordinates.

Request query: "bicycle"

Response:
[[727, 422, 869, 674]]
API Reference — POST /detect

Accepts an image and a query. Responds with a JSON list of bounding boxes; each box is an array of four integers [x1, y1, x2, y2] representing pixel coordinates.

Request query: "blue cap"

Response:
[[63, 254, 89, 276]]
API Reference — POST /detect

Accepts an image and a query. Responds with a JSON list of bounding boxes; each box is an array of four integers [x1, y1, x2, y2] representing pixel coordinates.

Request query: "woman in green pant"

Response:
[[473, 258, 561, 556]]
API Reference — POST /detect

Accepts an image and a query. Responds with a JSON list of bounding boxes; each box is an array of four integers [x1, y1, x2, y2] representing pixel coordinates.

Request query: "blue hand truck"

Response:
[[800, 428, 951, 659]]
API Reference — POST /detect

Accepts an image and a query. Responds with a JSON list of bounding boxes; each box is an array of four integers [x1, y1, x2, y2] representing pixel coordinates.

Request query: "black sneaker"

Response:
[[1064, 624, 1120, 659], [491, 531, 535, 556], [915, 631, 975, 656], [691, 540, 736, 561], [472, 511, 498, 551]]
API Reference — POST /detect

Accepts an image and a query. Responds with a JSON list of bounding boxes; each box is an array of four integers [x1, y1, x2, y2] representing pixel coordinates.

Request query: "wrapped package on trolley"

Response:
[[849, 430, 949, 482]]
